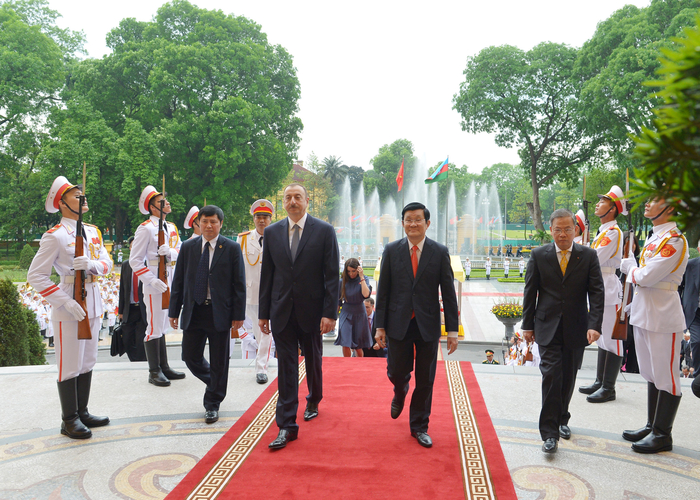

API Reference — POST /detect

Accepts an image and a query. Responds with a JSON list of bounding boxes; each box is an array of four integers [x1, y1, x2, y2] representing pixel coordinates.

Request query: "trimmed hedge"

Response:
[[0, 279, 46, 366], [19, 244, 35, 269]]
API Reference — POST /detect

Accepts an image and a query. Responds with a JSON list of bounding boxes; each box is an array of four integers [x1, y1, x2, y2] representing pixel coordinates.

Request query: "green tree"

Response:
[[368, 139, 417, 200], [632, 15, 700, 230], [576, 0, 697, 161], [69, 0, 302, 231], [320, 155, 348, 190], [453, 43, 607, 231]]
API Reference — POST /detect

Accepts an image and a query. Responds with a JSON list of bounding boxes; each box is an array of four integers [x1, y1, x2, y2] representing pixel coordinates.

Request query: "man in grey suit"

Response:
[[375, 202, 459, 448], [259, 184, 340, 450], [681, 242, 700, 377], [522, 208, 605, 454]]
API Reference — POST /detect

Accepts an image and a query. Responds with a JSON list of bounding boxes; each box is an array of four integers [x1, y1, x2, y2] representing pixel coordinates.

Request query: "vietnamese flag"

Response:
[[425, 157, 449, 184], [449, 216, 458, 225], [396, 157, 405, 192]]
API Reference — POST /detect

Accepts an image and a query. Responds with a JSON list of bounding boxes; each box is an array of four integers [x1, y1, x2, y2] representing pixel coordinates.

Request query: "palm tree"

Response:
[[321, 156, 348, 189]]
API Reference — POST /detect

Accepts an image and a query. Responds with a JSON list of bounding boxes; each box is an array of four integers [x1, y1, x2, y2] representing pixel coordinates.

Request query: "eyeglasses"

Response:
[[552, 228, 574, 235], [403, 219, 425, 226]]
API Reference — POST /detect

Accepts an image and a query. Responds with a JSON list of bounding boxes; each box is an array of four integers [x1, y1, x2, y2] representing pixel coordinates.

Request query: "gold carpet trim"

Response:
[[185, 361, 307, 500], [446, 360, 496, 500]]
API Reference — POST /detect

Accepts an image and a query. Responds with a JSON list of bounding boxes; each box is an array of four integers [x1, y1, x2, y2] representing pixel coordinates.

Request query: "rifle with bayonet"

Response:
[[75, 163, 91, 339], [158, 176, 170, 309], [612, 170, 632, 341]]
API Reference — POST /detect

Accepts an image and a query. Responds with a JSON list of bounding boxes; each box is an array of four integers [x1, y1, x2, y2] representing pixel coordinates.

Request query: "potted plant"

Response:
[[491, 299, 523, 340]]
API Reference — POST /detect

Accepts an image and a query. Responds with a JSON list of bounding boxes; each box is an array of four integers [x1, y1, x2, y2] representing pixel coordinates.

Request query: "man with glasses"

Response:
[[522, 208, 605, 454], [375, 202, 459, 448], [130, 186, 185, 387]]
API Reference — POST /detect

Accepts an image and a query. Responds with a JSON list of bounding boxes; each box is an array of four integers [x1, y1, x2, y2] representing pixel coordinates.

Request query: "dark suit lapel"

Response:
[[545, 243, 563, 280], [398, 238, 414, 283], [294, 215, 315, 258], [280, 218, 293, 263], [209, 236, 225, 269], [414, 238, 434, 285]]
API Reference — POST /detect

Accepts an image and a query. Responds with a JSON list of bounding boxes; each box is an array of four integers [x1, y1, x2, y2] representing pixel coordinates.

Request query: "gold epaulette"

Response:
[[47, 224, 62, 234], [140, 220, 151, 226], [238, 230, 251, 237]]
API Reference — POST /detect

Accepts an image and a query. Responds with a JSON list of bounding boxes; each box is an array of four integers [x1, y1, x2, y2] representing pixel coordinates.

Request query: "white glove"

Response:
[[151, 279, 168, 293], [64, 300, 87, 321], [620, 257, 636, 275], [73, 256, 90, 271], [157, 244, 170, 256]]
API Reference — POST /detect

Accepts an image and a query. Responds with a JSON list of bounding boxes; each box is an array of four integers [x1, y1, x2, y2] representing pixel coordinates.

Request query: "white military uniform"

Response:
[[623, 222, 688, 395], [27, 219, 113, 381], [518, 258, 525, 277], [591, 220, 623, 355], [238, 229, 274, 374], [465, 259, 471, 279], [574, 235, 583, 244], [129, 216, 181, 341], [503, 259, 510, 277], [238, 316, 258, 360], [485, 258, 491, 277]]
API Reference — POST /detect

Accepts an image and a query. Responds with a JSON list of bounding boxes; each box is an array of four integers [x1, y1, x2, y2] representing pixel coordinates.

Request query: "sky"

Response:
[[48, 0, 651, 174]]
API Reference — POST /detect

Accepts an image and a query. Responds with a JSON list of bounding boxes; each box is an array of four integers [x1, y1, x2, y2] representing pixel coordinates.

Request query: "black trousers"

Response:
[[537, 320, 585, 441], [689, 308, 700, 377], [272, 306, 323, 432], [181, 304, 230, 411], [122, 304, 147, 362], [387, 318, 439, 432]]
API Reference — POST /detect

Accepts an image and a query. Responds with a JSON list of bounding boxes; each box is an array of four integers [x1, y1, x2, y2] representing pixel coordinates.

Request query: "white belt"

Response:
[[148, 259, 177, 267], [600, 267, 616, 275], [61, 275, 95, 284], [639, 282, 678, 291]]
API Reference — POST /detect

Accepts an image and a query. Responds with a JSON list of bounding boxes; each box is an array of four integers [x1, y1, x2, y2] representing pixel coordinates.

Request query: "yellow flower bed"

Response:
[[491, 300, 523, 319]]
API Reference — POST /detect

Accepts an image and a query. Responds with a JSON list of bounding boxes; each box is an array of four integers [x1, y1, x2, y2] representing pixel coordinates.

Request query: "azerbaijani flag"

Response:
[[425, 157, 449, 184]]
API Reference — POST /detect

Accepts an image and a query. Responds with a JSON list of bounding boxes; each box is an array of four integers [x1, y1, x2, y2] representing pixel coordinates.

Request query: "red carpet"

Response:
[[167, 358, 516, 500]]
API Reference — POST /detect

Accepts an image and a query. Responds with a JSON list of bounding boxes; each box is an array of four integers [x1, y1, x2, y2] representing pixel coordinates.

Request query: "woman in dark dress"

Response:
[[335, 258, 372, 357]]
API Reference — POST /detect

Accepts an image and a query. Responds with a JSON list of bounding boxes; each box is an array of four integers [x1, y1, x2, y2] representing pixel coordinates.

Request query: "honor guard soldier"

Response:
[[503, 257, 510, 278], [27, 176, 113, 439], [580, 185, 626, 403], [184, 206, 200, 238], [620, 197, 688, 453], [465, 257, 471, 280], [485, 257, 492, 280], [518, 256, 525, 277], [574, 209, 586, 245], [482, 349, 499, 364], [237, 199, 275, 384], [129, 185, 185, 386]]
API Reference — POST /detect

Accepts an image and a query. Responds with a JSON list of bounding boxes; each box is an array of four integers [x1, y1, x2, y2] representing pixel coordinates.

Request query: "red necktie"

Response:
[[411, 245, 418, 319], [132, 272, 139, 303], [411, 245, 418, 277]]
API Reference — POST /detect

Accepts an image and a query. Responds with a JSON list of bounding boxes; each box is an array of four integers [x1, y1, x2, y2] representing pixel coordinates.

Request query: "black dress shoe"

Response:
[[542, 437, 558, 453], [256, 373, 268, 384], [269, 429, 298, 449], [304, 402, 318, 421], [391, 384, 409, 419], [411, 431, 433, 448], [559, 425, 571, 440], [204, 410, 219, 424]]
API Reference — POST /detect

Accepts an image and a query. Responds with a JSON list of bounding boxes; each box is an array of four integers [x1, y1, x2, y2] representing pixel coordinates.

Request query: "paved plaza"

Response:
[[1, 278, 698, 499]]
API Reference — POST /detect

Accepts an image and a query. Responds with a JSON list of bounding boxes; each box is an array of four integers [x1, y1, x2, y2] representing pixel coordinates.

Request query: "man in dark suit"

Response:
[[522, 208, 605, 454], [375, 202, 459, 448], [169, 205, 246, 424], [118, 237, 148, 362], [362, 297, 386, 358], [681, 243, 700, 376], [259, 183, 340, 450]]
